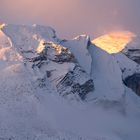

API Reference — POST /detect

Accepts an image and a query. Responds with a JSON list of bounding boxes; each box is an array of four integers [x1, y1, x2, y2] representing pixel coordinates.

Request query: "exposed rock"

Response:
[[122, 36, 140, 64], [26, 41, 94, 100], [56, 66, 94, 100], [71, 79, 94, 100], [123, 49, 140, 64], [124, 73, 140, 96], [36, 41, 75, 63]]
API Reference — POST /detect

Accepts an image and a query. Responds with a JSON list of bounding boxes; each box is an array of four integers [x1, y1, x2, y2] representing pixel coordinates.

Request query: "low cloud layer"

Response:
[[0, 0, 140, 38]]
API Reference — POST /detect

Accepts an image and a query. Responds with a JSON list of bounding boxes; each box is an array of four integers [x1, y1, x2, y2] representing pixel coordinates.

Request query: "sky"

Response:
[[0, 0, 140, 39]]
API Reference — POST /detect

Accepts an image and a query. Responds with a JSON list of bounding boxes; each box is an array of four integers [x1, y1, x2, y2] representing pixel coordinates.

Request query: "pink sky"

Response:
[[0, 0, 140, 38]]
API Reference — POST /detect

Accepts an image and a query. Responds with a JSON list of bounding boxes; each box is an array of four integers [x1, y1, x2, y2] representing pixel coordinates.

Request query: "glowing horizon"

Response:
[[0, 0, 140, 38], [92, 31, 136, 54]]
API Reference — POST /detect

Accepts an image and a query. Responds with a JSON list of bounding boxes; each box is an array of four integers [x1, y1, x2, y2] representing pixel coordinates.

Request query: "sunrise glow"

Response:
[[0, 23, 6, 30], [92, 31, 136, 54]]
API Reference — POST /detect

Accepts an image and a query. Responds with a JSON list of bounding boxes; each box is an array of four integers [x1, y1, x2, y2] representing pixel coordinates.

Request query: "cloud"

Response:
[[0, 0, 140, 38]]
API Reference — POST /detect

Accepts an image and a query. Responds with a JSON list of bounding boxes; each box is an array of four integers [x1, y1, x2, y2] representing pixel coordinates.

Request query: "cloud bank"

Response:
[[0, 0, 140, 38]]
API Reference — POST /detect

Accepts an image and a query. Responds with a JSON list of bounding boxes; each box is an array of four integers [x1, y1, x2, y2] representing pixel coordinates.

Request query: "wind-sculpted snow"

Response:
[[0, 24, 140, 140]]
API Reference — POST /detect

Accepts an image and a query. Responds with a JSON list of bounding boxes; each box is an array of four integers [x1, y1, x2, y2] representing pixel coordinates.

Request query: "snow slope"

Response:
[[0, 24, 140, 140], [88, 44, 125, 101], [61, 35, 92, 74]]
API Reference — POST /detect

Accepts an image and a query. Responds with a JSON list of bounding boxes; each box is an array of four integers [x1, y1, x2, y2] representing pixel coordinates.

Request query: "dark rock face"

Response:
[[121, 37, 140, 64], [71, 79, 94, 100], [124, 73, 140, 96], [37, 42, 75, 63], [123, 49, 140, 64], [56, 66, 94, 100]]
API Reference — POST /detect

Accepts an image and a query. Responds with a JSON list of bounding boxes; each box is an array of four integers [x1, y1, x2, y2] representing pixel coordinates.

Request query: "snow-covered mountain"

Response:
[[93, 31, 140, 97], [0, 24, 140, 140]]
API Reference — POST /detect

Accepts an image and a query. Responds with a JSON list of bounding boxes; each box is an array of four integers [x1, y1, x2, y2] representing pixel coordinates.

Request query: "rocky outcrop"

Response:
[[28, 41, 94, 100], [124, 73, 140, 96], [122, 37, 140, 64], [71, 79, 94, 100], [123, 49, 140, 64], [36, 41, 76, 63], [56, 66, 94, 100]]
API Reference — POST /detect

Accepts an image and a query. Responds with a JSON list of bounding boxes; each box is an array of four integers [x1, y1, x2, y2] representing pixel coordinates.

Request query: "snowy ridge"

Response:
[[61, 35, 92, 74], [1, 24, 59, 59]]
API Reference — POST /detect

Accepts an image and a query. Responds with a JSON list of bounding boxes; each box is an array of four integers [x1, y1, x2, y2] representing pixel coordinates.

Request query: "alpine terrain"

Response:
[[0, 24, 140, 140]]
